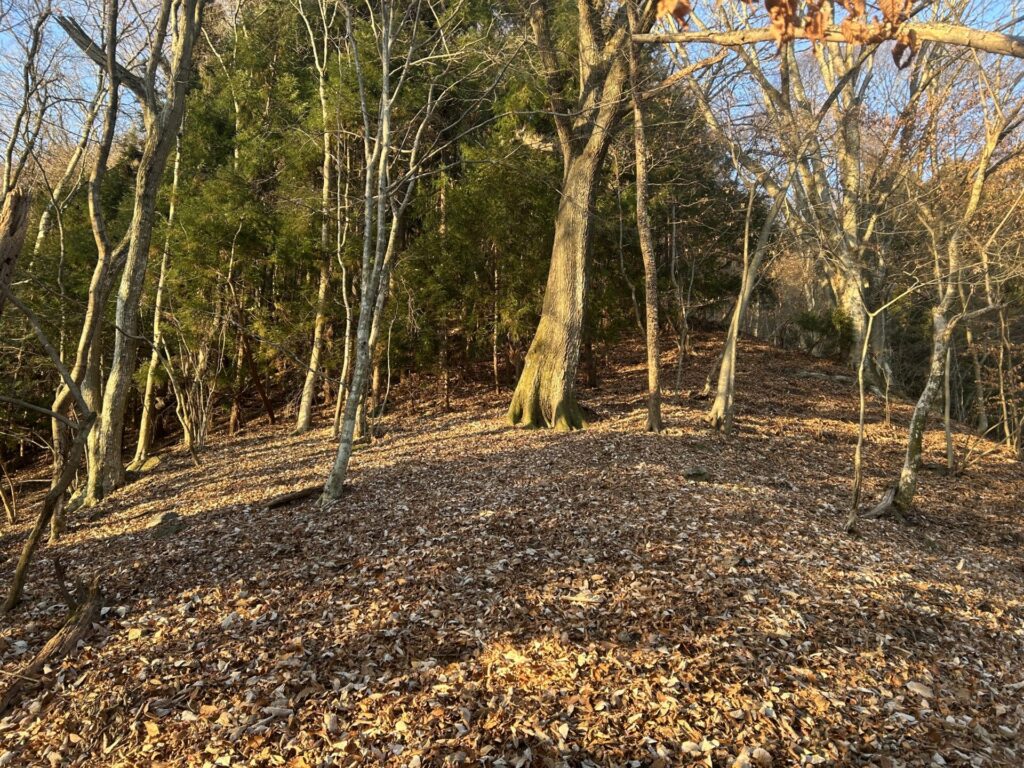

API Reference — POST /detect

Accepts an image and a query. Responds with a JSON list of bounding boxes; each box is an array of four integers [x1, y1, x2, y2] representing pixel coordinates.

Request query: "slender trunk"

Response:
[[845, 312, 876, 532], [91, 140, 167, 499], [132, 137, 181, 467], [243, 335, 275, 424], [628, 33, 661, 432], [3, 414, 95, 614], [295, 259, 331, 432], [997, 309, 1018, 448], [440, 327, 450, 412], [324, 9, 396, 500], [333, 266, 353, 437], [708, 182, 781, 432], [295, 120, 332, 434], [962, 323, 988, 432], [894, 307, 952, 510], [228, 330, 245, 434], [492, 261, 500, 392], [944, 344, 955, 473]]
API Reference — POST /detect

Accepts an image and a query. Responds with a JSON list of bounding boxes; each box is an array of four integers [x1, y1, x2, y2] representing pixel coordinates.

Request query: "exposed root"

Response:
[[847, 486, 912, 531], [507, 376, 585, 431], [0, 575, 100, 717]]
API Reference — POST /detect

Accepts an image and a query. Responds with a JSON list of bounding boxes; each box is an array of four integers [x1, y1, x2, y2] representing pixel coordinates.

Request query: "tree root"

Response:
[[0, 575, 100, 717], [846, 486, 911, 532]]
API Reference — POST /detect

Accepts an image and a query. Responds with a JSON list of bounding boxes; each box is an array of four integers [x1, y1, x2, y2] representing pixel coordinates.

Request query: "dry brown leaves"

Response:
[[1, 334, 1022, 766], [656, 0, 920, 66]]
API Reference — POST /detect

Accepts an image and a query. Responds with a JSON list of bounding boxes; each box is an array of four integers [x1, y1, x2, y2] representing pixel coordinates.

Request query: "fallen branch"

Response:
[[0, 576, 100, 716], [263, 485, 323, 510]]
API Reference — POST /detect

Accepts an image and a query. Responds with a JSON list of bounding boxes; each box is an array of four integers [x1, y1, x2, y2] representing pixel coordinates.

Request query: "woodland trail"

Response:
[[1, 333, 1023, 767]]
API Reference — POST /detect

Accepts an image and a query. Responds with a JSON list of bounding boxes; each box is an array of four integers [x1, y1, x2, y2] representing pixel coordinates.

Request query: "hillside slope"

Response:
[[1, 334, 1023, 767]]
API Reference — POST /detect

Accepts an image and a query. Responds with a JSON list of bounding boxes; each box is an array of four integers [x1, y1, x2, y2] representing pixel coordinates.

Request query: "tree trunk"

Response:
[[708, 182, 782, 432], [507, 148, 603, 431], [492, 262, 500, 392], [894, 307, 951, 511], [228, 331, 246, 435], [944, 344, 955, 472], [75, 0, 204, 503], [295, 124, 332, 434], [0, 188, 31, 319], [90, 142, 168, 500], [132, 137, 181, 467], [4, 413, 94, 613], [295, 259, 331, 433], [629, 34, 661, 433]]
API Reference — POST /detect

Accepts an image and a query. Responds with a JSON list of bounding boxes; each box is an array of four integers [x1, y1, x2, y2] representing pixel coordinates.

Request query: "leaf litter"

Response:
[[1, 333, 1022, 767]]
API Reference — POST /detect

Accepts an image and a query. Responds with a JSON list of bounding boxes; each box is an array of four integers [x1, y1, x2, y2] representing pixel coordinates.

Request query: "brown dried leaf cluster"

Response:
[[1, 334, 1022, 766], [657, 0, 692, 24], [657, 0, 920, 67]]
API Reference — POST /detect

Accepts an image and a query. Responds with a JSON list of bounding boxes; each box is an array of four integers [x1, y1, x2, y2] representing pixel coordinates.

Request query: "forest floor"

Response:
[[1, 333, 1023, 768]]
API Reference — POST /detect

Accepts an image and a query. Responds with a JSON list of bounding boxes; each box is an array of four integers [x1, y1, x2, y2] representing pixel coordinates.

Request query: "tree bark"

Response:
[[0, 188, 31, 320], [69, 0, 205, 502], [507, 0, 638, 430], [132, 136, 181, 468], [893, 307, 952, 510], [295, 94, 333, 434], [708, 181, 784, 432], [628, 9, 661, 433], [507, 147, 604, 430]]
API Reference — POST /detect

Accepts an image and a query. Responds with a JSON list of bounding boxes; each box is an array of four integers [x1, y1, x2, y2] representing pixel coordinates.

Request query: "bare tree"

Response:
[[871, 51, 1024, 516], [57, 0, 207, 501], [131, 135, 182, 468], [0, 0, 55, 314], [294, 0, 340, 434], [323, 0, 500, 500]]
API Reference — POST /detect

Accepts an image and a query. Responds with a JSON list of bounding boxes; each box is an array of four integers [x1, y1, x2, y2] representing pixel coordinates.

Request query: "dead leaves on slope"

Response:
[[0, 334, 1022, 766]]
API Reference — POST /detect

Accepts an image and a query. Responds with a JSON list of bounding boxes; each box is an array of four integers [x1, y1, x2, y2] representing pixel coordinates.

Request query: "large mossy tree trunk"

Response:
[[507, 0, 641, 430], [507, 150, 602, 431]]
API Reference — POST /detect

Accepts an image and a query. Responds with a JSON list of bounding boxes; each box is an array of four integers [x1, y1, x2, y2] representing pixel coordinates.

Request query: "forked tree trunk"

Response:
[[66, 0, 205, 503], [91, 145, 168, 499], [507, 148, 603, 431], [507, 0, 640, 430]]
